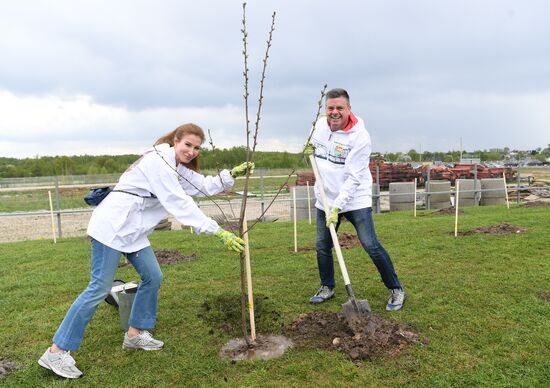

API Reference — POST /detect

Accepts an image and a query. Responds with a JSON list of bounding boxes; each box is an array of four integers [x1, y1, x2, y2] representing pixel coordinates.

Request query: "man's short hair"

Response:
[[326, 88, 350, 103]]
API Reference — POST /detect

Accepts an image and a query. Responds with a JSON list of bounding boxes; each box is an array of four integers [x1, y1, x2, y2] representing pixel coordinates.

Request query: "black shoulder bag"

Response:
[[84, 187, 156, 206]]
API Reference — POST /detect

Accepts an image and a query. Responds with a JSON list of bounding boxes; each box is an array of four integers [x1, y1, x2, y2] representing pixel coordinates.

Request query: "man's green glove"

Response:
[[230, 162, 255, 178], [325, 207, 340, 228], [216, 228, 245, 253], [303, 142, 315, 156]]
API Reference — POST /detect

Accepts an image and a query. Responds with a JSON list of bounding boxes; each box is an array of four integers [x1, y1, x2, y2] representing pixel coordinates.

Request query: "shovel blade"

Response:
[[342, 299, 376, 335]]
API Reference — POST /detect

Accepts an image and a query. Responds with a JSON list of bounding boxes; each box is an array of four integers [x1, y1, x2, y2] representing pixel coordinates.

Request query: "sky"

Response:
[[1, 0, 549, 159]]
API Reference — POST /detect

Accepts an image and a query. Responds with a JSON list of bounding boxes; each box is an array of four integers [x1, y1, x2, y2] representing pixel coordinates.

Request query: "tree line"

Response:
[[0, 147, 308, 178], [1, 145, 549, 178]]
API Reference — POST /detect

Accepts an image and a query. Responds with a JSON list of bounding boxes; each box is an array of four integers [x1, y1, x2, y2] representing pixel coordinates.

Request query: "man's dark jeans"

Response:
[[316, 207, 401, 290]]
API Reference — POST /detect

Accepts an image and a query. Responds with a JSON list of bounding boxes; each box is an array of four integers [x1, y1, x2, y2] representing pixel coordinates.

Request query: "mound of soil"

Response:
[[538, 292, 550, 302], [431, 207, 463, 216], [155, 250, 196, 265], [474, 224, 526, 235], [522, 200, 550, 208], [0, 359, 17, 379], [292, 233, 361, 252], [282, 311, 425, 361], [338, 232, 361, 248], [455, 223, 526, 236]]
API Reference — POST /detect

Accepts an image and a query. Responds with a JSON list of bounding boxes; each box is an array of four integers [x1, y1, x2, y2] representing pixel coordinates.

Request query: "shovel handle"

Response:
[[309, 155, 352, 286]]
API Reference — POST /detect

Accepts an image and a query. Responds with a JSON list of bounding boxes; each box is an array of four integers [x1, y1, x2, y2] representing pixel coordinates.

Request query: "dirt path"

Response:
[[0, 200, 291, 244]]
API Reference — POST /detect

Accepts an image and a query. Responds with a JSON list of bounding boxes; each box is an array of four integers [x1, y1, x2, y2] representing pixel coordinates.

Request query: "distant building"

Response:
[[460, 158, 481, 164]]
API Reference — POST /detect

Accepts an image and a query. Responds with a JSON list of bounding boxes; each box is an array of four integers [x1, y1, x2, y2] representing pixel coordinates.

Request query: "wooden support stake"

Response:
[[454, 180, 460, 237], [293, 186, 298, 253], [306, 181, 312, 224], [242, 216, 256, 342], [48, 190, 57, 244], [413, 178, 417, 218], [503, 172, 510, 209]]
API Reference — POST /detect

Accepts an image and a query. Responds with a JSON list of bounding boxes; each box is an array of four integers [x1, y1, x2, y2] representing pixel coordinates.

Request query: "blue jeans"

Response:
[[53, 239, 163, 351], [316, 207, 401, 290]]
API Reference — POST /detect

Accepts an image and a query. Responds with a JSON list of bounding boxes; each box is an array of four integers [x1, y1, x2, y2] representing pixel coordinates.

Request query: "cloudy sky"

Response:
[[1, 0, 549, 158]]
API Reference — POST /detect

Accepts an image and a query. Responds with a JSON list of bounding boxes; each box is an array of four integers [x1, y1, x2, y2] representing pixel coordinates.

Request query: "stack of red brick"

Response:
[[296, 163, 515, 187]]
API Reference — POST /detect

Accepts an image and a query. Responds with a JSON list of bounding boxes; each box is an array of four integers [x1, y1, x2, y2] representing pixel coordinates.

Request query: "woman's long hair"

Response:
[[154, 123, 205, 171]]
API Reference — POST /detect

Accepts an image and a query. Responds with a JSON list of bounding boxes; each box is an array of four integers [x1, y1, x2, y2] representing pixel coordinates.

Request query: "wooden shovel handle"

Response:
[[309, 155, 352, 286]]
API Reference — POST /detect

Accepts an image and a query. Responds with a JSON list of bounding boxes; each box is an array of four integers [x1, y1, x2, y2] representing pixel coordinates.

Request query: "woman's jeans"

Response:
[[316, 207, 401, 290], [53, 239, 163, 351]]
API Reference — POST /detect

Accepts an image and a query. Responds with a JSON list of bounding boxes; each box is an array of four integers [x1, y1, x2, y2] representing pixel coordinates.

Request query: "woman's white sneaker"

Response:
[[122, 330, 164, 350], [38, 347, 83, 379]]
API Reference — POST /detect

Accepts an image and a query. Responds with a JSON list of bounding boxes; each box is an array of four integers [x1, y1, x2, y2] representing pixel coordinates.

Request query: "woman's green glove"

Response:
[[215, 228, 245, 253], [230, 162, 255, 178], [325, 207, 340, 227]]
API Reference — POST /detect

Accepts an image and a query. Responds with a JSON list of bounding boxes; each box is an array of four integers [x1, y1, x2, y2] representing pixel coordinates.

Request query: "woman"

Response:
[[39, 123, 252, 379]]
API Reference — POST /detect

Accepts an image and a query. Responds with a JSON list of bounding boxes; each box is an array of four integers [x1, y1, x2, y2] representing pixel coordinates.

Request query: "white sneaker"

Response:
[[386, 288, 407, 311], [122, 330, 164, 350], [38, 347, 83, 379]]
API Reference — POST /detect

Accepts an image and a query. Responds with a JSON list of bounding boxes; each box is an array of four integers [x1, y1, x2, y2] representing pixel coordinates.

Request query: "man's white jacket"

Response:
[[310, 114, 373, 212], [87, 143, 233, 252]]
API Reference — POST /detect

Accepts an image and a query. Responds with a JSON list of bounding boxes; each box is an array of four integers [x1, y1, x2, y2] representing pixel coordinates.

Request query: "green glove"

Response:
[[230, 162, 255, 178], [303, 142, 315, 156], [325, 207, 340, 228], [216, 227, 245, 253]]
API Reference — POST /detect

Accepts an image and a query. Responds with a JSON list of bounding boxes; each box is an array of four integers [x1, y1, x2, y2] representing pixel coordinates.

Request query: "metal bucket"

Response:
[[117, 283, 138, 331], [104, 279, 126, 307]]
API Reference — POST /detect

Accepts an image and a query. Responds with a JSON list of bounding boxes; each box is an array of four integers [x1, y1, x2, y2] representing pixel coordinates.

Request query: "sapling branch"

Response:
[[242, 84, 327, 235]]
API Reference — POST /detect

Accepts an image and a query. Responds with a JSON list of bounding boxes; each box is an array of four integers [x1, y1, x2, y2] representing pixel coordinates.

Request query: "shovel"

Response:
[[309, 154, 376, 334]]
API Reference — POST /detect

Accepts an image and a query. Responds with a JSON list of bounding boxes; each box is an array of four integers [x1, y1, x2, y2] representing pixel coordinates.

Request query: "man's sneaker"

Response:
[[309, 286, 335, 304], [386, 288, 407, 311], [38, 347, 83, 379], [122, 330, 164, 351]]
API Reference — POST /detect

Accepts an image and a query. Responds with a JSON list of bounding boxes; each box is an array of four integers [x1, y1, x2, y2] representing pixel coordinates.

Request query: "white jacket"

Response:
[[87, 143, 234, 252], [311, 114, 373, 212]]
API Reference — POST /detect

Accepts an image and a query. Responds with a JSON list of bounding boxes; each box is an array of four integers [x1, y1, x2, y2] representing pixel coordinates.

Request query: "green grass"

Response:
[[1, 205, 550, 386]]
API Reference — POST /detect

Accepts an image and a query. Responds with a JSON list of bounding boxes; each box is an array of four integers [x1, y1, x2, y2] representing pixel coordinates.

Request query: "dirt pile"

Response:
[[292, 232, 362, 252], [455, 223, 526, 236], [473, 224, 526, 235], [522, 200, 550, 208], [0, 359, 17, 380], [431, 207, 463, 216], [338, 232, 361, 248], [155, 250, 196, 265], [282, 311, 425, 361]]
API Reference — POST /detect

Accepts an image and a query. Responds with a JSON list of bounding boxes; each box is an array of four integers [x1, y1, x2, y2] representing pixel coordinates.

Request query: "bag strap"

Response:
[[111, 189, 157, 199]]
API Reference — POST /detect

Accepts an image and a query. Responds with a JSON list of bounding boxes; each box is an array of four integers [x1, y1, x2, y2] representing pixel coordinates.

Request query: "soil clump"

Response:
[[291, 232, 361, 252], [155, 250, 196, 265], [522, 200, 550, 208], [537, 292, 550, 302], [431, 207, 463, 216], [338, 232, 362, 248], [0, 359, 17, 380], [282, 311, 425, 361], [455, 223, 526, 236]]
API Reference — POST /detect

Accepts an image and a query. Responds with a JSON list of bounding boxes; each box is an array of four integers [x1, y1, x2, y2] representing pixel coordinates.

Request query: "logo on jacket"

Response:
[[329, 142, 350, 164]]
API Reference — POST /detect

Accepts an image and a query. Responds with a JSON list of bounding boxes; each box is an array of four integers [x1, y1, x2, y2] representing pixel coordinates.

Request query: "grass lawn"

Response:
[[1, 205, 550, 386]]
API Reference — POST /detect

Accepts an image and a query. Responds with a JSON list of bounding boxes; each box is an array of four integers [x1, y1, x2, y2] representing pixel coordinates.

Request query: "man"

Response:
[[305, 88, 406, 311]]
